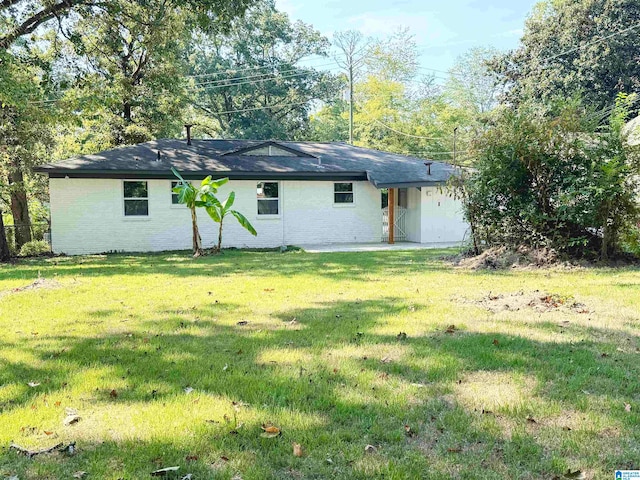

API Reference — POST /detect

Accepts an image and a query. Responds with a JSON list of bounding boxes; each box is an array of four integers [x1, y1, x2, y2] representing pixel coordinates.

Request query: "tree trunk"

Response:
[[8, 169, 32, 249], [0, 208, 11, 262], [216, 218, 224, 253], [190, 207, 203, 257], [123, 101, 132, 123]]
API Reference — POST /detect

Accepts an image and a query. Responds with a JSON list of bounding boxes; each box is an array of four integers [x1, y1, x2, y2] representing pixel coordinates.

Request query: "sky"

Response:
[[275, 0, 538, 77]]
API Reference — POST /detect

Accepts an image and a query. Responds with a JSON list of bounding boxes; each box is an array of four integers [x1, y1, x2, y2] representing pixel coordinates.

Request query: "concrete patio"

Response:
[[297, 242, 463, 253]]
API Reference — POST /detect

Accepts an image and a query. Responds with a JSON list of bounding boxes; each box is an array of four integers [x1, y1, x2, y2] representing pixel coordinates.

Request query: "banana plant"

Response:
[[204, 191, 257, 253], [171, 167, 229, 257]]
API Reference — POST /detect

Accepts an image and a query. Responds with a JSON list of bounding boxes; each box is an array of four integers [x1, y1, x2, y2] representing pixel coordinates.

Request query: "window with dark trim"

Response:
[[257, 182, 279, 215], [334, 182, 354, 204], [124, 181, 149, 216], [171, 180, 192, 205]]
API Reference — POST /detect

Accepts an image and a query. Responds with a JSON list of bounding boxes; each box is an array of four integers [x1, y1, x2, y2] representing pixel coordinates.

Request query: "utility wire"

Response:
[[541, 20, 640, 65], [192, 61, 338, 87], [371, 119, 449, 140], [187, 57, 340, 78]]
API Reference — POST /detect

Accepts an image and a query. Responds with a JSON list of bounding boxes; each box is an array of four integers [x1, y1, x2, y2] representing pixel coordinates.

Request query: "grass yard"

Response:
[[0, 249, 639, 479]]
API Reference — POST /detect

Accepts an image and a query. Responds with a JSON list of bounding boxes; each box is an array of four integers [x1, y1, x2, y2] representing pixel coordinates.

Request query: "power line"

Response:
[[187, 57, 339, 79], [541, 20, 640, 65], [188, 70, 328, 92], [371, 119, 449, 140], [196, 97, 337, 116], [192, 61, 339, 87]]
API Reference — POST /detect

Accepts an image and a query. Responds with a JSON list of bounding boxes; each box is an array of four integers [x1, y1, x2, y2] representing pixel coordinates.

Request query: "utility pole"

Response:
[[334, 30, 369, 145], [453, 126, 458, 166]]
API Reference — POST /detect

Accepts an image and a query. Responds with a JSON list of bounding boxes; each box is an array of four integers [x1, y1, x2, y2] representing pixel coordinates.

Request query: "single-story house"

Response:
[[34, 137, 469, 255]]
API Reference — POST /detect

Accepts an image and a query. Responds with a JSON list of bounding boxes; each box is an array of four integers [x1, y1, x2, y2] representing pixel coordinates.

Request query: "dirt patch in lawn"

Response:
[[450, 245, 639, 270], [0, 276, 61, 299], [469, 291, 591, 314], [451, 246, 562, 270]]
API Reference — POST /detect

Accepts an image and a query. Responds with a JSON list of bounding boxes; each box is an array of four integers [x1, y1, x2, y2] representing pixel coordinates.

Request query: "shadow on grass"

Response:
[[1, 248, 472, 285], [2, 296, 640, 478]]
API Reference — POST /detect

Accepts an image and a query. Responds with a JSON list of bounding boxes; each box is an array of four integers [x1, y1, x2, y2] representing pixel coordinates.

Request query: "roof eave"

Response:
[[40, 169, 369, 182]]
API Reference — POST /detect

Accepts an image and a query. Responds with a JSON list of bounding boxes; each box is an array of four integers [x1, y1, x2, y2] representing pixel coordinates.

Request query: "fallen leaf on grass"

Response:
[[380, 357, 392, 364], [260, 424, 281, 438], [151, 466, 180, 476], [72, 471, 87, 478], [27, 382, 40, 388], [184, 387, 194, 394], [396, 332, 407, 340], [63, 414, 81, 426], [445, 325, 456, 334], [109, 389, 118, 398], [404, 424, 415, 437], [492, 339, 500, 346], [562, 426, 572, 431], [292, 442, 303, 457], [625, 403, 632, 412], [364, 444, 377, 453], [447, 447, 462, 453], [236, 321, 248, 326], [526, 416, 537, 424]]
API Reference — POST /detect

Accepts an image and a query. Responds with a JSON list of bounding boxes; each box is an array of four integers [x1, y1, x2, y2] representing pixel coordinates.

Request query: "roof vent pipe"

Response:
[[424, 161, 432, 175], [185, 124, 193, 145]]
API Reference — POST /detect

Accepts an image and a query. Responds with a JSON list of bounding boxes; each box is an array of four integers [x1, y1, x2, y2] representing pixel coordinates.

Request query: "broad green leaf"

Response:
[[222, 191, 235, 211], [171, 167, 186, 183], [209, 177, 229, 191], [201, 175, 212, 187], [231, 210, 257, 236], [205, 205, 222, 223]]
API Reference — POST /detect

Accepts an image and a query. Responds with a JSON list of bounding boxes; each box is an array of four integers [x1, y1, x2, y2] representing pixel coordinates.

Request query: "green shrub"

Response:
[[18, 240, 51, 257], [621, 225, 640, 257]]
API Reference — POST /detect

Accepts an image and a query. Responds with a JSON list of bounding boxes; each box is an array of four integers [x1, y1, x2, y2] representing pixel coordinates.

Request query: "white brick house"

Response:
[[35, 140, 469, 255]]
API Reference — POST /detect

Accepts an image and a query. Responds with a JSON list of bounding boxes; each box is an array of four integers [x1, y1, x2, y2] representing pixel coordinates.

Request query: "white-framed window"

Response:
[[123, 181, 149, 216], [171, 180, 191, 205], [171, 181, 181, 205], [334, 182, 354, 204], [257, 181, 279, 215]]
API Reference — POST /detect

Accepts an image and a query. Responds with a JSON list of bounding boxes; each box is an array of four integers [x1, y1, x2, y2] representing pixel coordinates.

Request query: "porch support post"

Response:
[[388, 188, 395, 244]]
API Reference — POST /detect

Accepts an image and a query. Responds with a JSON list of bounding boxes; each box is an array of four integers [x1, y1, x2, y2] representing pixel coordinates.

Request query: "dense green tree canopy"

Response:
[[492, 0, 640, 111], [187, 0, 340, 140]]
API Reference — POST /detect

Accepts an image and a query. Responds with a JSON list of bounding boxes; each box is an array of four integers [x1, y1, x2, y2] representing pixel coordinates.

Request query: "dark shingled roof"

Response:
[[34, 139, 457, 188]]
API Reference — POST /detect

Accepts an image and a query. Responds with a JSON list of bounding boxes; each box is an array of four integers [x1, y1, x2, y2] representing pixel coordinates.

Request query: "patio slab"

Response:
[[297, 242, 462, 253]]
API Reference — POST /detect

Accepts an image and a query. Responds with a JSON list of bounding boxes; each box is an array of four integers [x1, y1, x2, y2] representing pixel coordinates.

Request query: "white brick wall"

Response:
[[49, 178, 383, 254]]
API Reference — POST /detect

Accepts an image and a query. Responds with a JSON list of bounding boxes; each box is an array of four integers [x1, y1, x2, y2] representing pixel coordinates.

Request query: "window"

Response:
[[257, 182, 279, 215], [334, 182, 354, 204], [123, 181, 148, 216], [170, 180, 192, 205]]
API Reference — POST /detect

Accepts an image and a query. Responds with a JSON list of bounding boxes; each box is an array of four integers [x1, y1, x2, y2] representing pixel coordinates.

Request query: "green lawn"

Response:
[[0, 249, 639, 479]]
